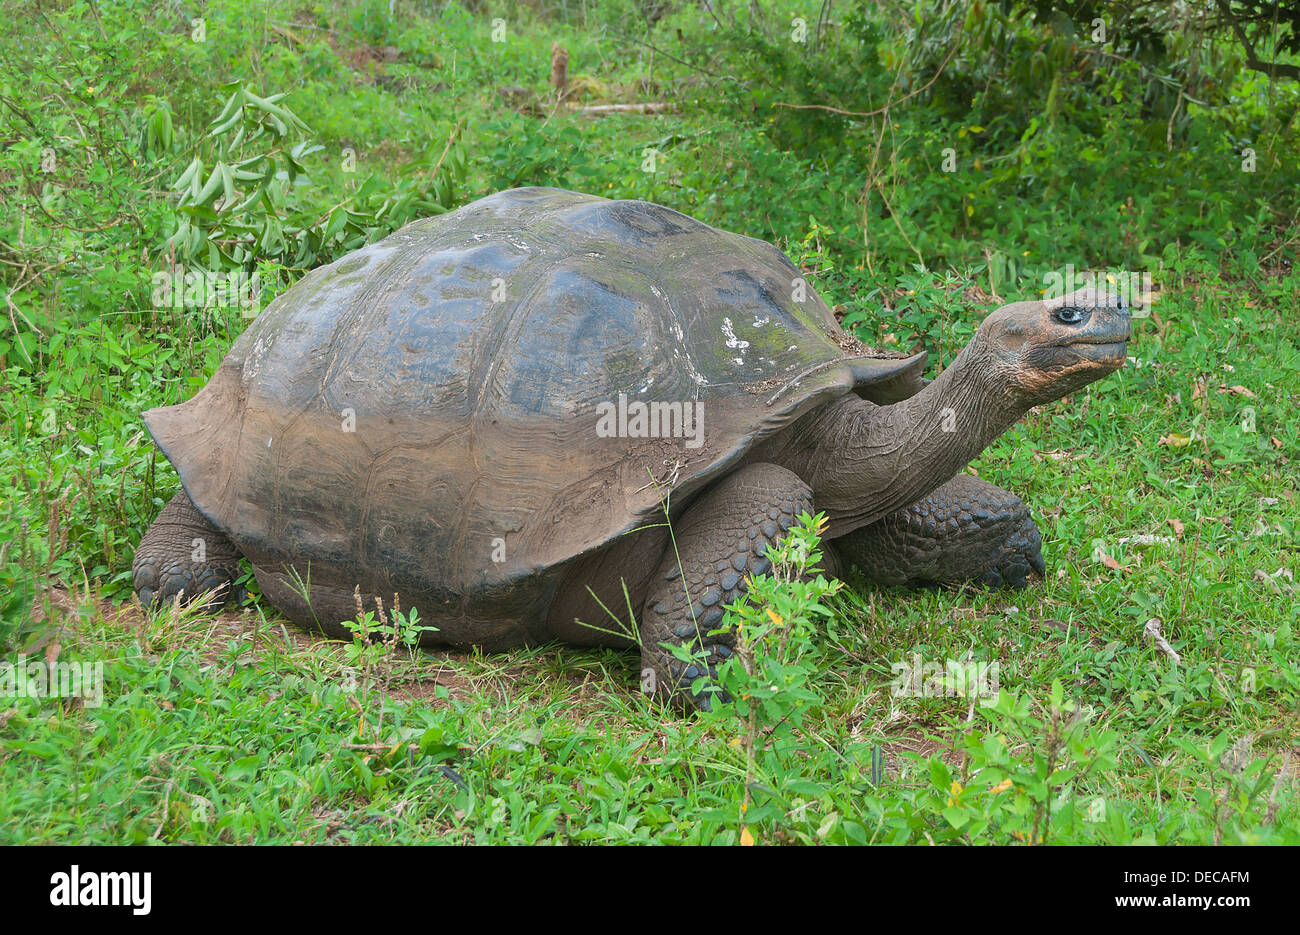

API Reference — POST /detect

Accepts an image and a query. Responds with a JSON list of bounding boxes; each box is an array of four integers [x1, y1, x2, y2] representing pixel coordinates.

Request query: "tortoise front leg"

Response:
[[133, 490, 242, 611], [836, 474, 1045, 589], [639, 463, 814, 711]]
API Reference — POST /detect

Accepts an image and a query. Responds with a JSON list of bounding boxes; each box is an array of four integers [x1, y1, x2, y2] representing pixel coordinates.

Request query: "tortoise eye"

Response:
[[1055, 306, 1088, 324]]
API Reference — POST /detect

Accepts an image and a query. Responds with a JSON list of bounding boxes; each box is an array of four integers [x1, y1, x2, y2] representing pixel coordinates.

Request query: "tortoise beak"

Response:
[[1053, 304, 1130, 366]]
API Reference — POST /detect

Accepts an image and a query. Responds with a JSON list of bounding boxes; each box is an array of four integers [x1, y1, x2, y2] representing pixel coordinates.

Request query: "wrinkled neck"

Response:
[[791, 339, 1026, 535]]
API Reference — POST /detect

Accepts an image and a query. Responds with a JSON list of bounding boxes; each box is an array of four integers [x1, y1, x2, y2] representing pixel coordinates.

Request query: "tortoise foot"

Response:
[[639, 463, 813, 712], [839, 474, 1045, 590], [663, 643, 734, 712], [976, 513, 1046, 589], [133, 490, 242, 612]]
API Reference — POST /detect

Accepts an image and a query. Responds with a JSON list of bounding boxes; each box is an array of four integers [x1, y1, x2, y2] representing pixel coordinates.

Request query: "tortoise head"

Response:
[[977, 285, 1131, 407]]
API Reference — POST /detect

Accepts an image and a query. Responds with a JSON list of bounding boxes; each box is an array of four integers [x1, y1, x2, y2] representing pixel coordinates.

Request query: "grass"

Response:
[[0, 0, 1297, 844]]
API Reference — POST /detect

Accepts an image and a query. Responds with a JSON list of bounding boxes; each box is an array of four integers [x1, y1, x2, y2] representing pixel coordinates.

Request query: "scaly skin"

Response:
[[835, 473, 1045, 589], [132, 490, 241, 611], [639, 463, 812, 711]]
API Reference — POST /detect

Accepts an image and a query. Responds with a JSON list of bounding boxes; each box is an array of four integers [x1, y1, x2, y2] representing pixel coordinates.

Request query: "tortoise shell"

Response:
[[145, 188, 924, 642]]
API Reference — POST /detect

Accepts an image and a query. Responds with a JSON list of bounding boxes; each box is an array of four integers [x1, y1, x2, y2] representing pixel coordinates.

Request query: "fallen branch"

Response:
[[1143, 617, 1181, 665], [343, 742, 410, 753], [572, 102, 674, 115]]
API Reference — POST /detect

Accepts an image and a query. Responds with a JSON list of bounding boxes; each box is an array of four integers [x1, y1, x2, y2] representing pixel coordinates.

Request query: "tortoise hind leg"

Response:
[[837, 474, 1045, 589], [640, 463, 814, 711], [133, 490, 242, 611]]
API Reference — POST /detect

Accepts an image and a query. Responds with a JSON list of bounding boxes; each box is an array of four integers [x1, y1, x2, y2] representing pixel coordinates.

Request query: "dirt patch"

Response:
[[847, 698, 966, 777], [877, 732, 960, 775], [384, 666, 478, 705]]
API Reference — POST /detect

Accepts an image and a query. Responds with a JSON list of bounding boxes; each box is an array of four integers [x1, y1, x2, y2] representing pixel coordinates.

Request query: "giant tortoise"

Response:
[[133, 187, 1130, 706]]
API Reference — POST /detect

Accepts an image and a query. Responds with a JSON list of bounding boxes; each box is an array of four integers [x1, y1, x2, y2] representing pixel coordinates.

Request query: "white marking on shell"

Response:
[[654, 283, 709, 386], [722, 317, 749, 350], [677, 349, 709, 386], [243, 334, 273, 380], [722, 317, 750, 370], [753, 315, 770, 327]]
